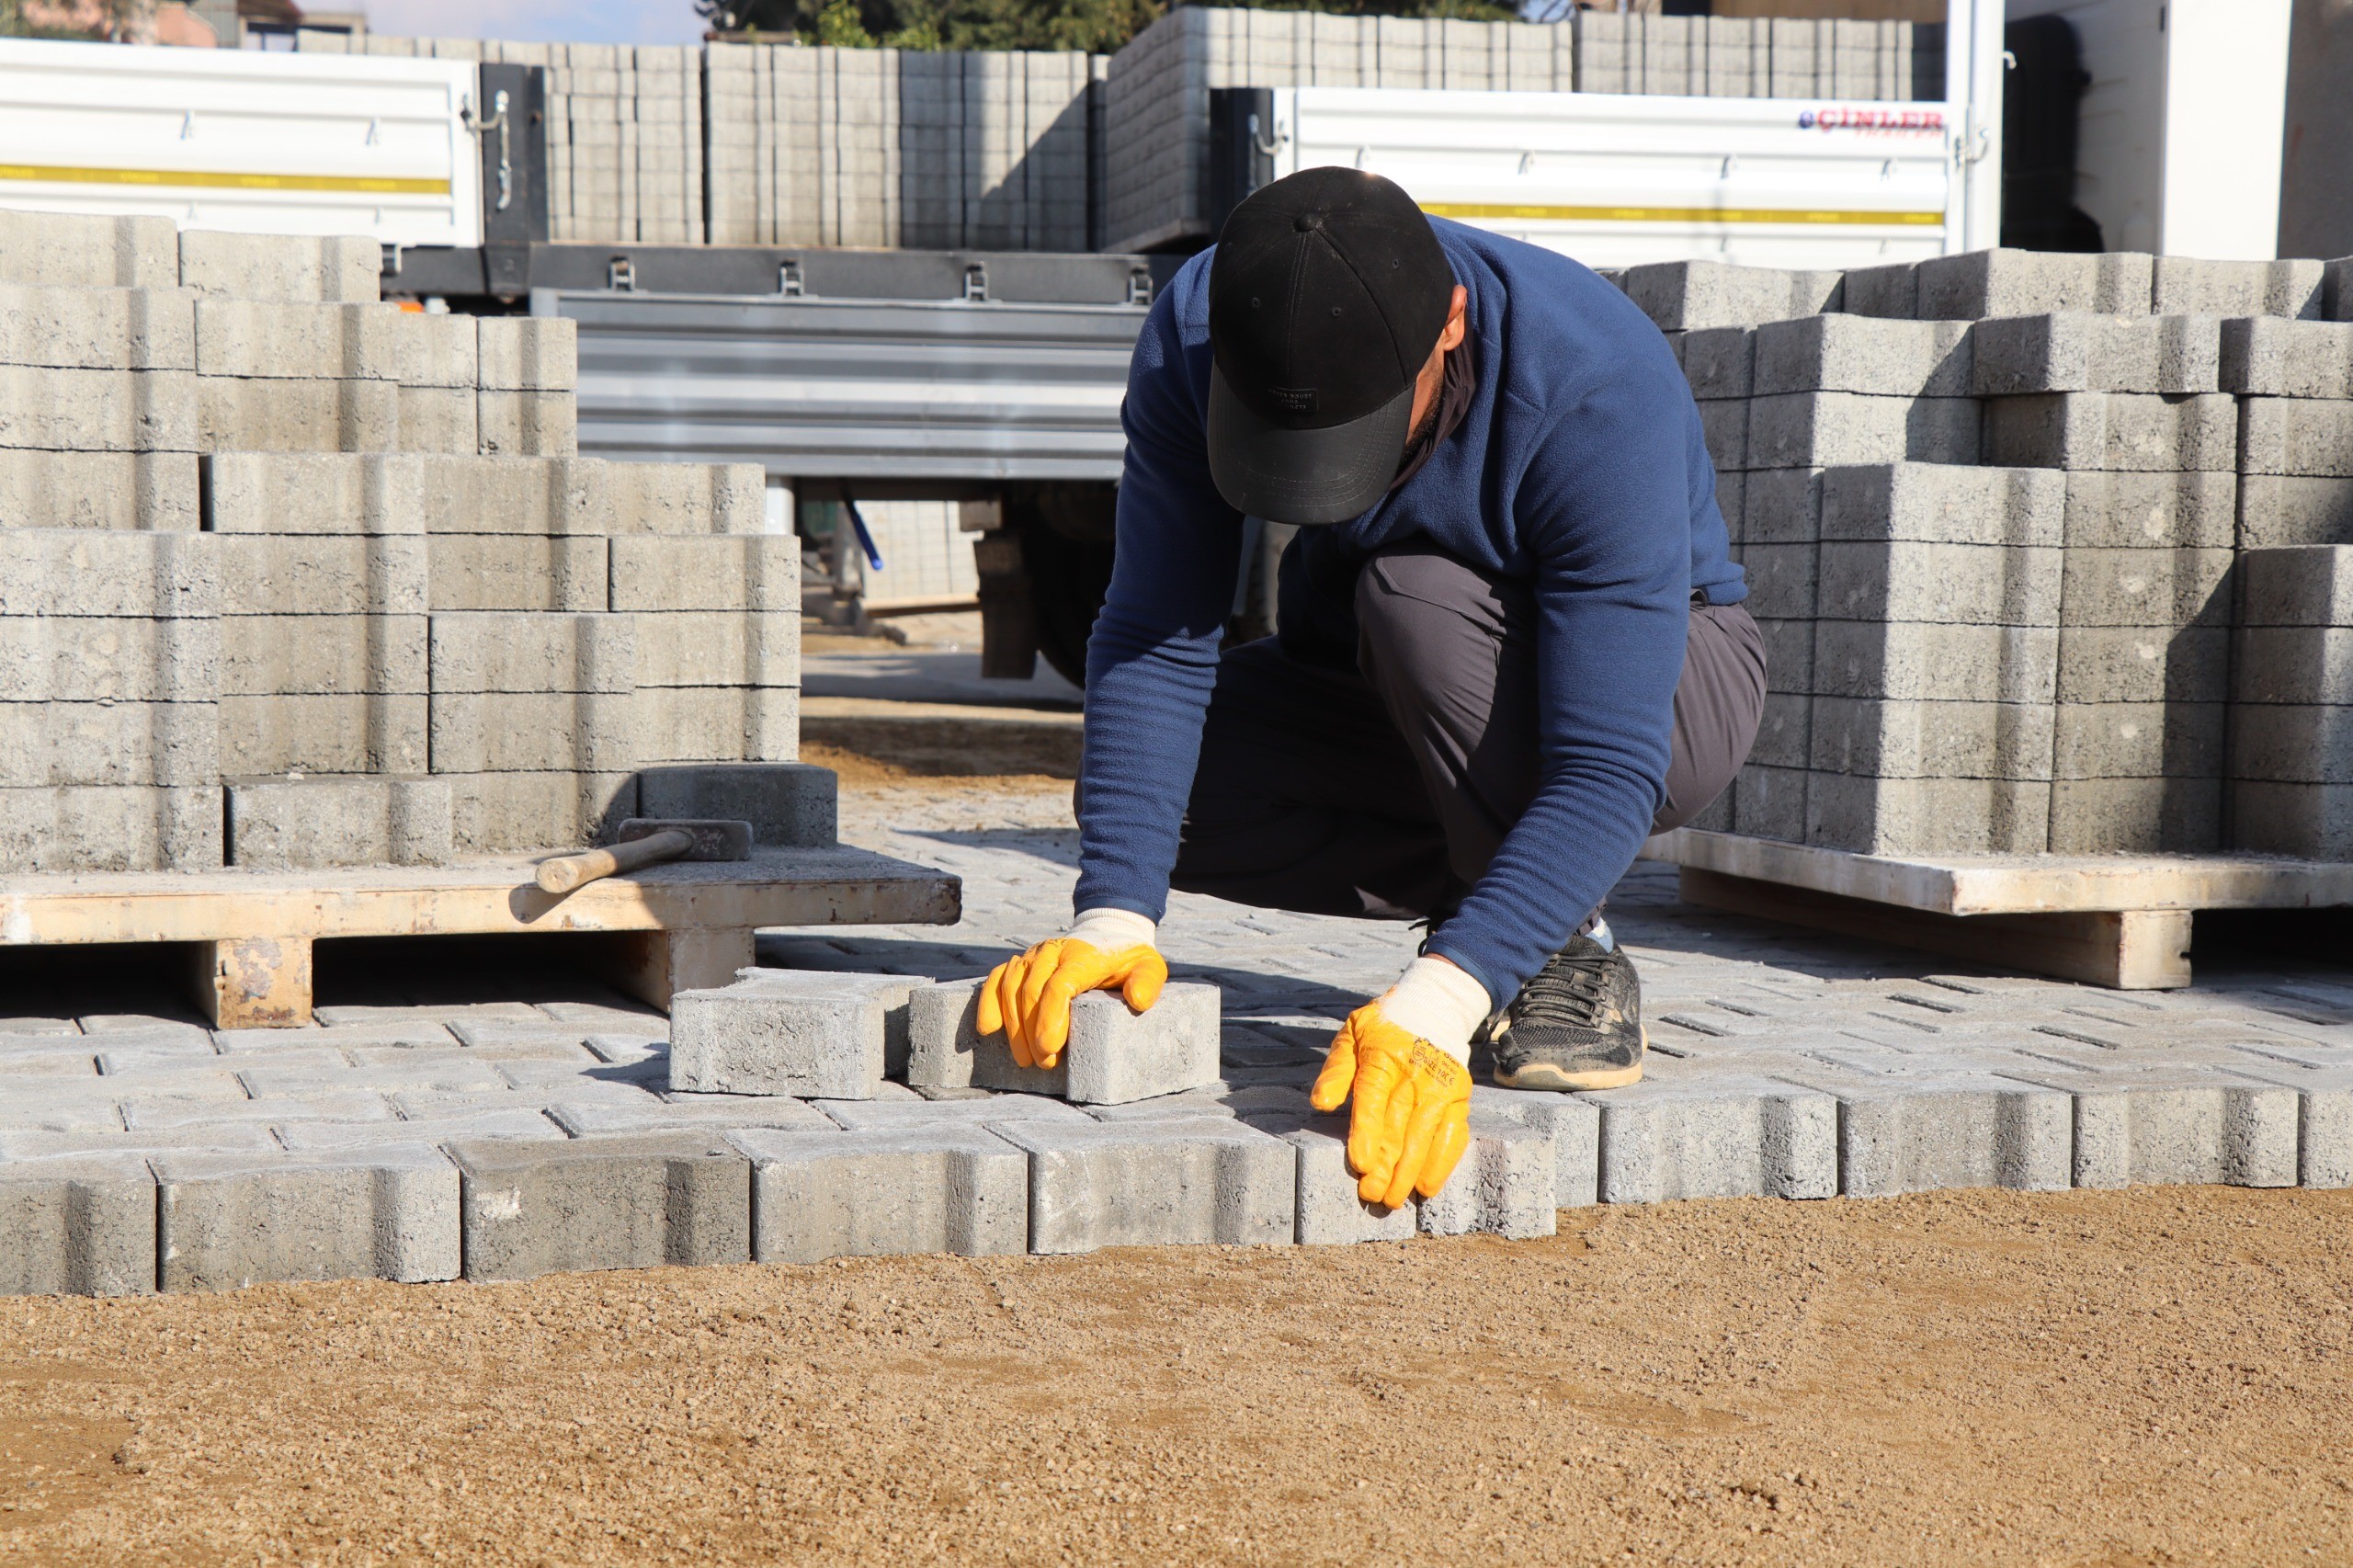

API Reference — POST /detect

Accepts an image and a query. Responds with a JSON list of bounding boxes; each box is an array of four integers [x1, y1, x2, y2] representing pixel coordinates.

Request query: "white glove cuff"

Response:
[[1064, 907, 1158, 952], [1376, 956, 1492, 1067]]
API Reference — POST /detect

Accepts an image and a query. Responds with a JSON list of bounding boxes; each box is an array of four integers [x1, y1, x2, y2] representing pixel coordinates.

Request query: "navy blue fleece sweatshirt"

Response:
[[1074, 219, 1745, 1006]]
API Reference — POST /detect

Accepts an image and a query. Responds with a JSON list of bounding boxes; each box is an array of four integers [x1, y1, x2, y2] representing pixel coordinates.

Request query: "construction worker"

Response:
[[980, 167, 1764, 1204]]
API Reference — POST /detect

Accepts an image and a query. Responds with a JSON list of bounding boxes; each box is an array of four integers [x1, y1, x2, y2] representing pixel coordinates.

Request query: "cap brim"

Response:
[[1205, 364, 1414, 526]]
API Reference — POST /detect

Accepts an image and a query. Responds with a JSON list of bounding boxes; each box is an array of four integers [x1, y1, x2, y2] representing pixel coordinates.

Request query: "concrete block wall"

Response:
[[1644, 247, 2353, 862], [0, 208, 803, 873]]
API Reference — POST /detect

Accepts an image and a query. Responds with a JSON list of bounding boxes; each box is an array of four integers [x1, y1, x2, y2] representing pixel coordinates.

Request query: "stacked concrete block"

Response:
[[1103, 7, 1575, 253], [2230, 318, 2353, 550], [1799, 462, 2064, 855], [1974, 313, 2237, 851], [2230, 546, 2353, 858], [0, 1153, 156, 1296], [905, 977, 1222, 1103], [1573, 12, 1932, 100]]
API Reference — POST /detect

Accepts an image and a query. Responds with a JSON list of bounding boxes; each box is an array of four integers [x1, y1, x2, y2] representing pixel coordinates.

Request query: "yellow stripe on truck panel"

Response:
[[1421, 201, 1943, 227], [0, 163, 449, 196]]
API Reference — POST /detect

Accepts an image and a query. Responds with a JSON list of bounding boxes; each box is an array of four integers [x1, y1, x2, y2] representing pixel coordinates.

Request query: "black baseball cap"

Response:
[[1206, 167, 1455, 525]]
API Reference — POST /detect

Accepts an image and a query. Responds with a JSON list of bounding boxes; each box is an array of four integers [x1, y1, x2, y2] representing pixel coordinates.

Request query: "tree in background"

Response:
[[699, 0, 1516, 56]]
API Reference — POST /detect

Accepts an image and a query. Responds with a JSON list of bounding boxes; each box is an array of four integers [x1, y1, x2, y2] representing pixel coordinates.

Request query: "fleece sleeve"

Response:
[[1420, 374, 1695, 1005], [1069, 270, 1245, 922]]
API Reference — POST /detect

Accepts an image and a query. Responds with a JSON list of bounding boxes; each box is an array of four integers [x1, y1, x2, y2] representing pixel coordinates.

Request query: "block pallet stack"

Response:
[[0, 206, 813, 875], [300, 34, 707, 245], [1570, 12, 1938, 99], [1102, 8, 1576, 255], [703, 43, 1094, 252], [1637, 246, 2353, 980]]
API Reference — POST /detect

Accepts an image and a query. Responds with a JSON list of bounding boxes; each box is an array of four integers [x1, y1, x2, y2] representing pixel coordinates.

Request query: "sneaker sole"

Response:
[[1492, 1028, 1648, 1093]]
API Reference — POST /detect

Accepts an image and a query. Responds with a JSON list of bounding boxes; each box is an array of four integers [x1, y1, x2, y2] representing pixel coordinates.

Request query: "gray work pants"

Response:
[[1170, 540, 1767, 926]]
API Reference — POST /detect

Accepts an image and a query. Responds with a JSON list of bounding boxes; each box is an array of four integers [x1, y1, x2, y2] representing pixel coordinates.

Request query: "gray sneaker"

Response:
[[1484, 935, 1645, 1091]]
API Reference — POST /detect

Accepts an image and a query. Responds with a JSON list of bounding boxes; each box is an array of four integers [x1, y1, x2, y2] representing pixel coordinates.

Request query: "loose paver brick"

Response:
[[153, 1144, 459, 1290], [991, 1118, 1296, 1255], [668, 971, 924, 1097], [449, 1132, 751, 1281], [0, 1153, 156, 1296], [906, 977, 1222, 1104]]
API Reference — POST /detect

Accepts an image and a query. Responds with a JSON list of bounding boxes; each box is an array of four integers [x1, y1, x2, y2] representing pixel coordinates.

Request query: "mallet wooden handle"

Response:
[[535, 829, 694, 894]]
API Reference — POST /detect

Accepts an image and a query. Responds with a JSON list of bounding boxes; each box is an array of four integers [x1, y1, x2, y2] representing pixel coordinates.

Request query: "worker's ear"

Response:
[[1436, 285, 1469, 354]]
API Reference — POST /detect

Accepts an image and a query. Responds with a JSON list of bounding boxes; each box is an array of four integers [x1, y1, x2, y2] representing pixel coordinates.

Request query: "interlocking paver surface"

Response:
[[5, 779, 2352, 1265]]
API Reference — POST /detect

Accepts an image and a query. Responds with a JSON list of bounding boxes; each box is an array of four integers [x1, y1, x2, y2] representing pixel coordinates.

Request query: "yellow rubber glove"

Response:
[[1311, 1000, 1474, 1209], [976, 910, 1167, 1070]]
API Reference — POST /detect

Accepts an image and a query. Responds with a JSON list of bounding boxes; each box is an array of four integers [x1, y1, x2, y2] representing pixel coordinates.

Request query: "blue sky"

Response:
[[356, 0, 709, 45]]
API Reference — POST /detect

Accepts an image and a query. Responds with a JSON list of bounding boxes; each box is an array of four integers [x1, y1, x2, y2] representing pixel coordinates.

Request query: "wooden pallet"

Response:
[[0, 845, 961, 1028], [1643, 829, 2353, 990]]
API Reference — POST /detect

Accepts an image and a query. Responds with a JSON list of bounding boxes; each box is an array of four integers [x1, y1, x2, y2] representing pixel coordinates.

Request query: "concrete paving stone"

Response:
[[358, 1039, 593, 1067], [1991, 1071, 2302, 1188], [1471, 1084, 1601, 1207], [992, 1117, 1294, 1254], [238, 1058, 512, 1096], [447, 767, 639, 855], [1745, 392, 1980, 470], [447, 1020, 598, 1051], [476, 317, 577, 392], [219, 614, 425, 698], [547, 1095, 833, 1136], [193, 299, 400, 381], [2219, 316, 2353, 399], [153, 1143, 458, 1290], [2237, 544, 2353, 626], [2205, 1062, 2353, 1188], [0, 699, 215, 787], [608, 535, 799, 612], [584, 1036, 666, 1067], [631, 759, 838, 849], [0, 365, 193, 452], [0, 1102, 125, 1136], [632, 608, 799, 688], [0, 1046, 98, 1074], [1813, 621, 2058, 703], [599, 460, 764, 537], [1737, 541, 1816, 619], [427, 611, 633, 695], [2235, 474, 2353, 550], [1754, 313, 1972, 397], [0, 1018, 81, 1035], [275, 1111, 567, 1152], [2048, 777, 2222, 853], [0, 1126, 279, 1161], [120, 1091, 392, 1130], [1237, 1110, 1419, 1245], [1913, 248, 2154, 321], [88, 1065, 250, 1096], [1415, 1109, 1557, 1239], [2062, 469, 2238, 550], [2057, 626, 2228, 704], [495, 1055, 665, 1092], [731, 1125, 1027, 1263], [0, 209, 176, 290], [198, 375, 395, 454], [1817, 461, 2063, 546], [1580, 1074, 1837, 1203], [225, 776, 452, 869], [425, 534, 606, 613], [2151, 256, 2324, 319], [1809, 696, 2054, 780], [2052, 701, 2222, 780], [178, 231, 378, 303], [211, 534, 428, 616], [311, 1002, 546, 1027], [905, 977, 1221, 1104], [2058, 546, 2233, 629], [1764, 1065, 2072, 1195], [1615, 260, 1842, 332], [0, 1153, 157, 1297], [392, 310, 477, 388], [815, 1093, 1090, 1131], [2236, 627, 2353, 706], [1983, 392, 2238, 473], [1816, 540, 2063, 627], [671, 969, 923, 1096], [476, 389, 576, 457], [0, 612, 215, 705], [1678, 325, 1753, 400], [1080, 1086, 1242, 1122], [1970, 312, 2220, 396], [449, 1131, 750, 1281]]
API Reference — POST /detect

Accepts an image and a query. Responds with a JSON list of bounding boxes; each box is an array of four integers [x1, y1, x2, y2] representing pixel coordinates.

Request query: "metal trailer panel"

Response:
[[1273, 85, 1957, 272], [0, 37, 481, 247], [542, 290, 1143, 482]]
